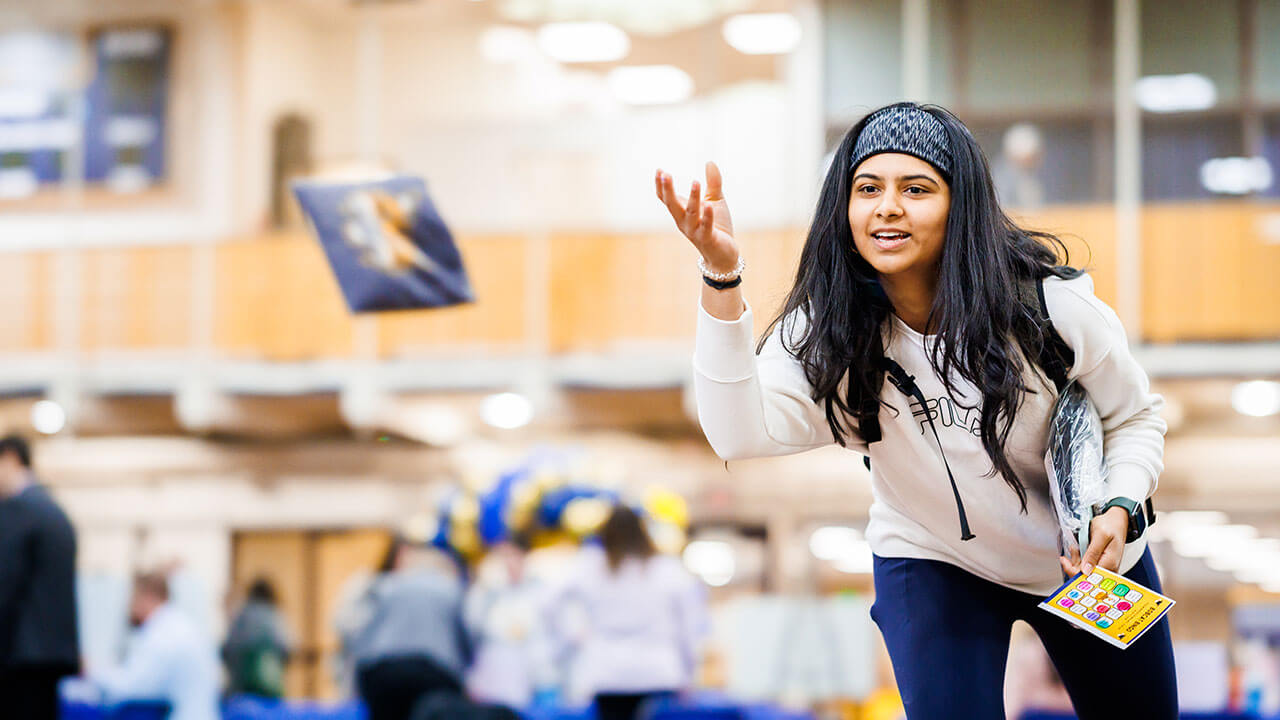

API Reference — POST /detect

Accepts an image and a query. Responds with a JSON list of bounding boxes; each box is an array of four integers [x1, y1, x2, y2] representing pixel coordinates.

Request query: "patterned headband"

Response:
[[850, 105, 953, 177]]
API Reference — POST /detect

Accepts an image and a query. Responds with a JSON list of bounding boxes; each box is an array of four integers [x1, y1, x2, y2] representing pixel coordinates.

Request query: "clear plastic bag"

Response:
[[1044, 380, 1110, 557]]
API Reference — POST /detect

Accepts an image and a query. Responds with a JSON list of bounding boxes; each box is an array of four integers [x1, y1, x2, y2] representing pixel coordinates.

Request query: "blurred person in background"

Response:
[[163, 558, 218, 641], [0, 434, 80, 720], [658, 101, 1174, 719], [555, 505, 707, 720], [222, 577, 294, 699], [343, 535, 518, 720], [464, 534, 557, 710], [91, 571, 220, 720], [992, 122, 1046, 209]]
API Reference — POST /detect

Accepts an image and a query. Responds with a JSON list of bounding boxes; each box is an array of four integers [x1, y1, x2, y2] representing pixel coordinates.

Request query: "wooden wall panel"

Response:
[[377, 235, 528, 356], [548, 232, 642, 352], [232, 528, 391, 700], [2, 204, 1276, 360], [1013, 205, 1119, 307], [311, 529, 392, 700], [81, 245, 194, 350], [738, 229, 808, 336], [215, 235, 355, 360], [547, 229, 806, 352], [0, 251, 54, 352], [1142, 204, 1280, 342], [231, 531, 310, 698]]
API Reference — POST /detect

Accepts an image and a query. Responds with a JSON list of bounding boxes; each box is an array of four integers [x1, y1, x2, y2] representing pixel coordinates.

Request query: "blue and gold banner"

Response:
[[293, 175, 474, 313]]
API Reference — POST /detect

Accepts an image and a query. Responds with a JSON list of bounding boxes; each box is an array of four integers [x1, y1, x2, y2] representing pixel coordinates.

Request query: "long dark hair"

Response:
[[600, 505, 656, 571], [761, 102, 1081, 511]]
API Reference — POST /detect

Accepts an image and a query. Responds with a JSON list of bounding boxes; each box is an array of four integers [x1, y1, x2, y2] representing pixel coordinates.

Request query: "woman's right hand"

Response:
[[655, 161, 739, 274]]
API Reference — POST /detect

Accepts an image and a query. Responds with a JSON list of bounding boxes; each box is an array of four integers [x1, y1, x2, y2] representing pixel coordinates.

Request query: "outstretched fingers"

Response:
[[699, 204, 717, 242], [656, 170, 689, 226], [684, 180, 703, 233], [705, 161, 724, 201]]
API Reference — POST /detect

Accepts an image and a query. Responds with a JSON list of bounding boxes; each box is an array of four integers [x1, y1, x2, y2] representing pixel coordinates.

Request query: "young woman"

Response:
[[655, 102, 1177, 719], [555, 506, 706, 720]]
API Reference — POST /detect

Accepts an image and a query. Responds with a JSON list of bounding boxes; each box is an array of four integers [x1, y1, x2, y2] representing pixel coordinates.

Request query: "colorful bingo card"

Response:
[[1039, 566, 1174, 650]]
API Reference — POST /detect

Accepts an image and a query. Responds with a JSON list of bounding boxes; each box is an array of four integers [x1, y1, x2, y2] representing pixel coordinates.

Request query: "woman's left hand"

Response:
[[1059, 505, 1130, 577]]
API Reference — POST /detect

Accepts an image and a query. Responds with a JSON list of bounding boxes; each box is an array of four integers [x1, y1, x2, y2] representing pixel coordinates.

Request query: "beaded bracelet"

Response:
[[698, 255, 745, 282]]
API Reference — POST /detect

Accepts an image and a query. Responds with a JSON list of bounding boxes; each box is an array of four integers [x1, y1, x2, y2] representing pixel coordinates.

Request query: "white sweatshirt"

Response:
[[555, 546, 708, 698], [693, 274, 1165, 596]]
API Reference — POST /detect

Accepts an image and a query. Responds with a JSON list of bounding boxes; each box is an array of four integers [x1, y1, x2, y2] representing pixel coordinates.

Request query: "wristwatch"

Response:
[[1099, 497, 1148, 543]]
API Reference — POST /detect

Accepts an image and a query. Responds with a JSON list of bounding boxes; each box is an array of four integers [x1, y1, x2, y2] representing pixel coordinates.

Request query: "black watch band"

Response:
[[1100, 497, 1147, 543]]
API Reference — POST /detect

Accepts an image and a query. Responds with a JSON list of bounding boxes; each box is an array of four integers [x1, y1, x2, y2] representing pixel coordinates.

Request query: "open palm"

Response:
[[655, 161, 738, 272]]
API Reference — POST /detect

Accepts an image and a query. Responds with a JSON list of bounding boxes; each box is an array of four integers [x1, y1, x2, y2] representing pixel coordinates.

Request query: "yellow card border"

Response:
[[1038, 566, 1175, 650]]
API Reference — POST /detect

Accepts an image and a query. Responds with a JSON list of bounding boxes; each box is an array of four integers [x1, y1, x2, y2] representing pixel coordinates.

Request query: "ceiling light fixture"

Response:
[[480, 392, 534, 429], [607, 65, 693, 105], [1135, 74, 1216, 113], [722, 13, 802, 55], [683, 539, 735, 587], [31, 400, 66, 435], [808, 526, 862, 561], [1231, 380, 1280, 417], [480, 26, 538, 64], [536, 21, 629, 63]]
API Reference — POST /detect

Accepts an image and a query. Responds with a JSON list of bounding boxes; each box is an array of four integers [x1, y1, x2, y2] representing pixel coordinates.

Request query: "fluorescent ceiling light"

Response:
[[1172, 524, 1258, 558], [809, 526, 862, 561], [480, 25, 538, 64], [683, 539, 735, 587], [1157, 510, 1229, 527], [536, 22, 629, 63], [831, 540, 874, 574], [1231, 380, 1280, 417], [498, 0, 753, 36], [1146, 510, 1227, 541], [31, 400, 66, 435], [607, 65, 693, 105], [1207, 539, 1280, 572], [1135, 73, 1216, 113], [722, 12, 802, 55], [1200, 157, 1274, 195], [480, 392, 533, 429]]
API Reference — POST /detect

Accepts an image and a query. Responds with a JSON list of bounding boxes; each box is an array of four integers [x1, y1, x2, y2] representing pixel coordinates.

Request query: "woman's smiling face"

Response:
[[848, 152, 951, 281]]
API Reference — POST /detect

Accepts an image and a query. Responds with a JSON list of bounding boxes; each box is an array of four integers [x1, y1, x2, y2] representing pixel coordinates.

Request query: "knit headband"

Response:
[[850, 105, 953, 177]]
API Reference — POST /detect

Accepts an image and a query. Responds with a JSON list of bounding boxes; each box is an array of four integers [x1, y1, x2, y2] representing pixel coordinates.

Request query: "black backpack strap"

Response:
[[1020, 274, 1074, 394], [1027, 273, 1156, 526], [858, 369, 884, 471]]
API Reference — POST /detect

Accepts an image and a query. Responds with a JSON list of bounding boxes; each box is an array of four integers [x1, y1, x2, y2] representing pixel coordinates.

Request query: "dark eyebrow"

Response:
[[852, 173, 940, 185]]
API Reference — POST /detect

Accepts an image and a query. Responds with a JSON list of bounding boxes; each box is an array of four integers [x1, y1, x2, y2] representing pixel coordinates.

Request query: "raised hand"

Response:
[[655, 161, 739, 274]]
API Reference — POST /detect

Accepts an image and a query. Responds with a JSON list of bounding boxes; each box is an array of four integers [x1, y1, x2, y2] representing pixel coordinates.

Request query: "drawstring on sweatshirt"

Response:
[[879, 358, 976, 542]]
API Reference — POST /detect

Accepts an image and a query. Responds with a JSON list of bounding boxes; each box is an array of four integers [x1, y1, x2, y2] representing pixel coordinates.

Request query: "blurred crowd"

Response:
[[0, 434, 709, 720]]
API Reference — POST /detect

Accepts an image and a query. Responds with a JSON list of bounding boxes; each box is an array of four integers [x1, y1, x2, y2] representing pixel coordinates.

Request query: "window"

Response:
[[0, 25, 170, 198]]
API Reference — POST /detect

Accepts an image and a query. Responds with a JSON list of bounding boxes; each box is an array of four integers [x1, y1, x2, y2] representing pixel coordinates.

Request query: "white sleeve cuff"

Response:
[[693, 299, 757, 382], [1105, 462, 1155, 504]]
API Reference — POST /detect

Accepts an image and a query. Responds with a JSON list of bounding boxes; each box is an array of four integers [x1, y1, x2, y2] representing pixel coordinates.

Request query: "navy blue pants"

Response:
[[871, 549, 1178, 720]]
